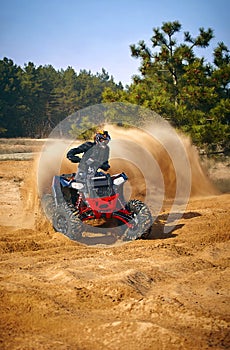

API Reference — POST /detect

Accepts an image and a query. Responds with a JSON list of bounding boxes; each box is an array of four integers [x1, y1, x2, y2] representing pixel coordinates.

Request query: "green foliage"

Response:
[[103, 21, 229, 155], [69, 116, 98, 140], [0, 59, 121, 138], [0, 58, 24, 136]]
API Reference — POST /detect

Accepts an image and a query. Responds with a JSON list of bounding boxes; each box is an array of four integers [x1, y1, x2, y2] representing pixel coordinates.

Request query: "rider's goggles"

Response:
[[99, 138, 109, 144]]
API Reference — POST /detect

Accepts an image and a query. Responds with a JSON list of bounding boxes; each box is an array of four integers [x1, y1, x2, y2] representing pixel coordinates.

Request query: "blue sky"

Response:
[[0, 0, 229, 85]]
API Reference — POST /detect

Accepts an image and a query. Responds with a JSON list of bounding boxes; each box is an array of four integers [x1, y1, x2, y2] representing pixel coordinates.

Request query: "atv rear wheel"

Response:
[[123, 199, 152, 241], [52, 203, 83, 240]]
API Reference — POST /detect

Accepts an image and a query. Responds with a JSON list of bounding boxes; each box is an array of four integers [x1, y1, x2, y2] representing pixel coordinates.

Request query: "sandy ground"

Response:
[[0, 153, 229, 349]]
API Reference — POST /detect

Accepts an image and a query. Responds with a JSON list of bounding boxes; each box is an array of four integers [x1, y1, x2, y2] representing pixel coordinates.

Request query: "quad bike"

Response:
[[42, 171, 152, 242]]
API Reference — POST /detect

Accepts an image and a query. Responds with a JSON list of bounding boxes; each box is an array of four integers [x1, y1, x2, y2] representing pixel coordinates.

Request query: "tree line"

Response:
[[0, 60, 122, 138], [0, 21, 229, 154]]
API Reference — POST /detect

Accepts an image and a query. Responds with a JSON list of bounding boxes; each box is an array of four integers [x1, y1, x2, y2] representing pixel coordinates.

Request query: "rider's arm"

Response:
[[67, 142, 94, 163], [100, 146, 110, 171]]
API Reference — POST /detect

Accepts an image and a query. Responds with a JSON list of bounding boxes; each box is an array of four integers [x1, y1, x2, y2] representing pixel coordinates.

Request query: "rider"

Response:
[[67, 130, 111, 180]]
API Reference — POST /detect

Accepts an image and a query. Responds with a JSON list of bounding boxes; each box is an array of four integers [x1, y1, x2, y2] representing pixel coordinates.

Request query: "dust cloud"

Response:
[[29, 123, 218, 232], [106, 124, 217, 199], [37, 124, 217, 198]]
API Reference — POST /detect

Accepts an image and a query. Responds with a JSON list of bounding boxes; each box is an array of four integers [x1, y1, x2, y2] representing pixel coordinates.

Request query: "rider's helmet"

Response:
[[94, 130, 111, 146]]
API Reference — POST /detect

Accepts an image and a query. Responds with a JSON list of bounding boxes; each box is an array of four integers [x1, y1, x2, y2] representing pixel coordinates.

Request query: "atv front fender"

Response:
[[52, 176, 65, 206]]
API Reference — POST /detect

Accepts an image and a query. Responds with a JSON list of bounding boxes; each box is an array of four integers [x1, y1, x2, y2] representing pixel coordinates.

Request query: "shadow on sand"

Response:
[[143, 211, 202, 240], [70, 211, 202, 246]]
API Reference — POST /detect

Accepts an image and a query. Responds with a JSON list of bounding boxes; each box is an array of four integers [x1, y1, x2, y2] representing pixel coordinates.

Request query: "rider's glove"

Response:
[[101, 163, 110, 171], [67, 155, 81, 163]]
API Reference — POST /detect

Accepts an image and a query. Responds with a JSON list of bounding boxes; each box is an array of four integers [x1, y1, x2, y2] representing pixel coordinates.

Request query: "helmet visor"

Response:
[[99, 138, 109, 145]]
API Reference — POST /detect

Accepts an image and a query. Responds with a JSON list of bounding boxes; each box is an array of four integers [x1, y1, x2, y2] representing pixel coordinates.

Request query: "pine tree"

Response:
[[0, 58, 23, 136], [103, 21, 229, 154]]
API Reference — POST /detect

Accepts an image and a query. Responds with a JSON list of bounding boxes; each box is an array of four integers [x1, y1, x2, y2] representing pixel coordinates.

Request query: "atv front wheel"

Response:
[[123, 199, 152, 241], [41, 194, 55, 220], [52, 203, 83, 240]]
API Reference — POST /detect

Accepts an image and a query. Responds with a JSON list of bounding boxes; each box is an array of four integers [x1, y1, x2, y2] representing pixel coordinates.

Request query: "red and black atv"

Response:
[[42, 171, 152, 242]]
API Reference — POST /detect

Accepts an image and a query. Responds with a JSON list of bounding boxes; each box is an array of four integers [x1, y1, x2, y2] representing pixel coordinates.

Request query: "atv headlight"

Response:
[[113, 176, 125, 186], [71, 182, 84, 190]]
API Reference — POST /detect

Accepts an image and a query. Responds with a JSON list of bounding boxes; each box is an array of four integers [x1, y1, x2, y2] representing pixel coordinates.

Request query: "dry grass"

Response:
[[0, 138, 44, 154], [201, 156, 230, 193]]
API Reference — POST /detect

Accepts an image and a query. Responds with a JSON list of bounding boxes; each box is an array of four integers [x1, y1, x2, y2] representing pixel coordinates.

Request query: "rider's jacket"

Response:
[[66, 141, 110, 173]]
